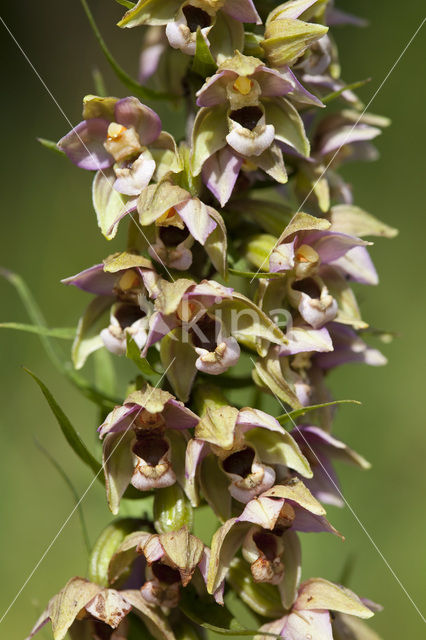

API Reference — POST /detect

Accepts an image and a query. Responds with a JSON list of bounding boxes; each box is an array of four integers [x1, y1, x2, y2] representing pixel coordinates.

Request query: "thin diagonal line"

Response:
[[250, 357, 425, 623], [0, 15, 175, 283], [0, 359, 175, 626], [250, 16, 426, 282]]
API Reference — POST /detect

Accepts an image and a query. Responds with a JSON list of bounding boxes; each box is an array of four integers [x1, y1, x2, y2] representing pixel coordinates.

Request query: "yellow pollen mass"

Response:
[[118, 269, 139, 291], [107, 122, 127, 140], [296, 244, 319, 264], [233, 76, 253, 95], [157, 207, 178, 224]]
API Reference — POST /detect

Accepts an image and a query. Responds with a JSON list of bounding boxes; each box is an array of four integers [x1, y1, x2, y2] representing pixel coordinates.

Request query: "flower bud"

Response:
[[154, 484, 193, 534], [227, 558, 285, 618], [88, 518, 141, 587], [262, 3, 329, 67], [244, 234, 277, 271]]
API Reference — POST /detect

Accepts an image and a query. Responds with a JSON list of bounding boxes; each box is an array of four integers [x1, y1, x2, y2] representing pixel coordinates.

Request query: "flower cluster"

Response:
[[26, 1, 396, 639]]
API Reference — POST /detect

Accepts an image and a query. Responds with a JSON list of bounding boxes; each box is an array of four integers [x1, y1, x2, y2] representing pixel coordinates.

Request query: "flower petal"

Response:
[[58, 119, 111, 170], [114, 97, 162, 145]]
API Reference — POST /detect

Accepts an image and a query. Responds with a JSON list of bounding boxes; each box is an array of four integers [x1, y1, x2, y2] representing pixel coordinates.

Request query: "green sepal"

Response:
[[126, 334, 160, 377], [88, 518, 142, 586], [227, 558, 285, 619], [160, 327, 198, 402], [192, 28, 218, 78], [153, 484, 193, 534]]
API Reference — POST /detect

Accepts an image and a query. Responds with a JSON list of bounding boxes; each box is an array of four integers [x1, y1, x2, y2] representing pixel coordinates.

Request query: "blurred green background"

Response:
[[0, 1, 425, 638]]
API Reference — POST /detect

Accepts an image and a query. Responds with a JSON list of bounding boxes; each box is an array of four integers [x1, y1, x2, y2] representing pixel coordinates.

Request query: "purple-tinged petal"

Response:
[[318, 124, 382, 157], [114, 97, 162, 146], [303, 230, 369, 263], [236, 408, 283, 433], [270, 240, 296, 273], [222, 0, 261, 24], [291, 505, 341, 536], [282, 610, 333, 640], [186, 280, 233, 307], [142, 311, 180, 355], [329, 246, 378, 285], [196, 71, 236, 107], [58, 119, 111, 170], [326, 7, 368, 27], [61, 264, 115, 296], [315, 323, 387, 369], [175, 198, 217, 245], [282, 67, 325, 107], [139, 27, 167, 83], [255, 66, 294, 97], [162, 398, 199, 430], [98, 404, 140, 437], [280, 325, 333, 356], [202, 147, 243, 207], [302, 74, 359, 106]]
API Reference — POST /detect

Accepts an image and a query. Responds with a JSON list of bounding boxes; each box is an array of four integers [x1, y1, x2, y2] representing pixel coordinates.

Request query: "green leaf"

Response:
[[229, 268, 285, 280], [72, 296, 112, 369], [35, 440, 91, 554], [192, 28, 217, 77], [115, 0, 135, 8], [25, 368, 103, 479], [92, 67, 107, 97], [0, 268, 119, 410], [277, 399, 361, 425], [180, 589, 281, 638], [322, 78, 371, 104], [126, 334, 159, 377], [37, 137, 65, 156], [0, 322, 75, 338], [80, 0, 172, 101], [0, 267, 65, 370]]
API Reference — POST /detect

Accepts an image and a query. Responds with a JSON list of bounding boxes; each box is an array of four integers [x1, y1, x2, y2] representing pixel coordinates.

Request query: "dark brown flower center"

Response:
[[230, 106, 263, 131], [133, 436, 168, 466], [114, 303, 145, 329], [152, 562, 181, 585], [159, 225, 190, 247], [253, 531, 278, 561], [223, 447, 255, 478], [190, 315, 218, 351], [182, 5, 212, 31], [292, 277, 321, 298]]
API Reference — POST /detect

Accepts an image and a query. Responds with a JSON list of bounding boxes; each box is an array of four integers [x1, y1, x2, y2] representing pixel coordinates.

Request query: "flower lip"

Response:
[[222, 447, 255, 477], [252, 531, 278, 561], [114, 302, 146, 329], [182, 4, 212, 31], [190, 315, 218, 350], [151, 561, 182, 585], [133, 436, 169, 466], [159, 225, 190, 247], [229, 106, 263, 131], [292, 277, 321, 297]]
